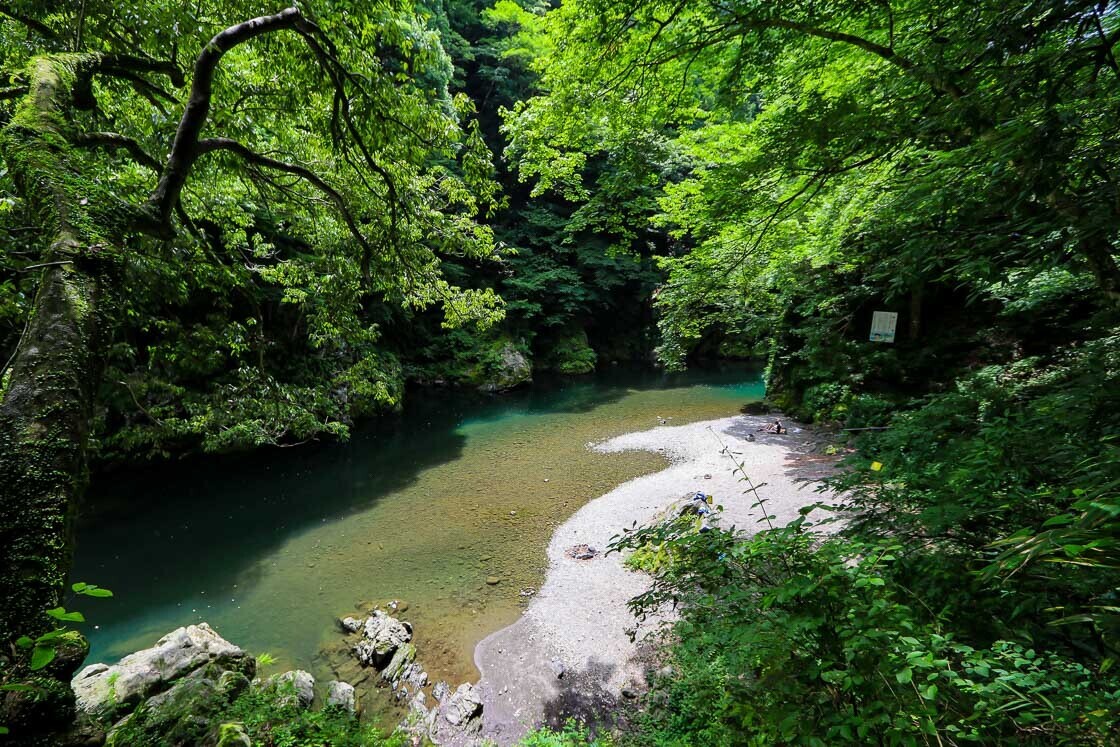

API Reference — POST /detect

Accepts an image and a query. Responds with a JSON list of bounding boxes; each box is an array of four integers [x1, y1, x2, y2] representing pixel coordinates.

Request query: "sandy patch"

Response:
[[462, 414, 840, 746]]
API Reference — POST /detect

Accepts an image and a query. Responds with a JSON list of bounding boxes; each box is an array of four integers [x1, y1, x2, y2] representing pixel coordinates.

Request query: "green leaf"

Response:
[[81, 586, 114, 598], [922, 684, 939, 700], [896, 667, 913, 684], [35, 629, 66, 644], [15, 635, 33, 649], [29, 646, 56, 671], [46, 607, 85, 623]]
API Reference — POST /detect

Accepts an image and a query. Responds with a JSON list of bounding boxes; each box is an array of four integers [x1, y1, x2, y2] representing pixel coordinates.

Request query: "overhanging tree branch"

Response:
[[196, 136, 375, 271], [72, 131, 161, 172], [738, 17, 966, 100], [0, 3, 59, 42], [150, 7, 305, 223]]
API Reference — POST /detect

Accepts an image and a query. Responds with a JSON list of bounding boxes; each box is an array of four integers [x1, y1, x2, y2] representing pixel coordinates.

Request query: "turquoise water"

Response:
[[71, 365, 764, 685]]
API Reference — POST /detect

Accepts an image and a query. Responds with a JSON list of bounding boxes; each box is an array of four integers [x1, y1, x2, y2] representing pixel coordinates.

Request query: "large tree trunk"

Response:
[[0, 55, 106, 645], [1078, 235, 1120, 308], [0, 53, 109, 745], [0, 260, 99, 643]]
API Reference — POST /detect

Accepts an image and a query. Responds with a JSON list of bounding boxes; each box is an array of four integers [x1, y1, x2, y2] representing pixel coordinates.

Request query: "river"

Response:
[[71, 364, 763, 687]]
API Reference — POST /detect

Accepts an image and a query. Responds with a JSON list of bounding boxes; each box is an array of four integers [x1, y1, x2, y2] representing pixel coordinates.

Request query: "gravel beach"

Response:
[[460, 413, 842, 746]]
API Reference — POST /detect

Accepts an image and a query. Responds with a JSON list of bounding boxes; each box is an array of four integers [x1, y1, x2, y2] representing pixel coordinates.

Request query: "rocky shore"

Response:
[[64, 411, 837, 746], [468, 412, 840, 745], [68, 605, 487, 746]]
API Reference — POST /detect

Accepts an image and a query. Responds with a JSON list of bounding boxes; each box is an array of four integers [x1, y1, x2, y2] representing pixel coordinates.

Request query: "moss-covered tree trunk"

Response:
[[0, 56, 106, 645], [0, 261, 98, 644]]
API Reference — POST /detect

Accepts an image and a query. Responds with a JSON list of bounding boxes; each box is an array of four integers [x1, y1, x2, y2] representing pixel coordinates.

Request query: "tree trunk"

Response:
[[0, 55, 106, 644], [909, 283, 923, 341], [0, 260, 99, 643]]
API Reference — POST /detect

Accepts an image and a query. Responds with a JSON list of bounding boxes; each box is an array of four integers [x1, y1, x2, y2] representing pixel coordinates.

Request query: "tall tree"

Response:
[[0, 1, 501, 650], [507, 0, 1120, 363]]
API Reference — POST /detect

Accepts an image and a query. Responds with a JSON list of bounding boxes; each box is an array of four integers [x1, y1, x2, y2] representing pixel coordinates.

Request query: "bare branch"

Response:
[[100, 54, 184, 87]]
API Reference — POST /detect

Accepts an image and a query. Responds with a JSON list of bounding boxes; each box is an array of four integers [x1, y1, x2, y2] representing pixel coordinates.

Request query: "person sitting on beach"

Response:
[[759, 419, 786, 434]]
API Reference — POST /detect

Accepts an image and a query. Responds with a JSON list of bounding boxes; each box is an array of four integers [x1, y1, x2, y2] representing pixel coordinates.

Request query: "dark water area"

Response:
[[70, 364, 764, 685]]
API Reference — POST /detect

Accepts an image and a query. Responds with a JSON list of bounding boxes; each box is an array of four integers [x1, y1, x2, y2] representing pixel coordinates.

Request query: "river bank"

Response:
[[468, 412, 841, 746], [57, 408, 840, 746]]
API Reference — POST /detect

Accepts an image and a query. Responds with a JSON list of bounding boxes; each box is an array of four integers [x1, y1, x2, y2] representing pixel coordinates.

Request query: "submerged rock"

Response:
[[72, 623, 252, 721]]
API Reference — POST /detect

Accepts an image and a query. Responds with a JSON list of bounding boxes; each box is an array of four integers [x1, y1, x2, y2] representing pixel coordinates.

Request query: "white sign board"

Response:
[[869, 311, 898, 343]]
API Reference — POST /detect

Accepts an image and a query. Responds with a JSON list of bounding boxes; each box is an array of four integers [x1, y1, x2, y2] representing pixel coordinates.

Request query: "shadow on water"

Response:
[[72, 396, 472, 649], [71, 361, 764, 676]]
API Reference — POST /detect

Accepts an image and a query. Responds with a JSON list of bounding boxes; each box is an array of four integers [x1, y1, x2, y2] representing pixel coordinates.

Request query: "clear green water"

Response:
[[72, 365, 763, 685]]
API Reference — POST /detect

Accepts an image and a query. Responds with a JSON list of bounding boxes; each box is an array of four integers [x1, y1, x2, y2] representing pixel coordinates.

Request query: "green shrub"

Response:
[[216, 686, 404, 747], [613, 520, 1120, 746], [520, 719, 615, 746], [801, 382, 851, 422]]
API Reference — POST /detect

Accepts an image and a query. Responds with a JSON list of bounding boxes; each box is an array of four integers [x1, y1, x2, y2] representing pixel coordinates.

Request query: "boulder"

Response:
[[267, 670, 315, 709], [380, 642, 417, 684], [441, 683, 482, 727], [476, 342, 532, 392], [72, 623, 252, 721], [326, 680, 356, 713], [216, 722, 252, 747], [403, 662, 429, 690], [354, 610, 412, 667], [337, 616, 363, 634], [106, 664, 232, 747]]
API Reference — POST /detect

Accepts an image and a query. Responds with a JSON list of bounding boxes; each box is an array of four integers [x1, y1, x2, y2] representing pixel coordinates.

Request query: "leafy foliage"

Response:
[[614, 517, 1120, 745]]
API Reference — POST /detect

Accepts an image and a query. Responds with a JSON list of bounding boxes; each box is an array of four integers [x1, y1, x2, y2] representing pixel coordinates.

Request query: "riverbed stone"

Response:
[[355, 610, 412, 666], [338, 616, 363, 633], [441, 682, 482, 726], [72, 623, 252, 720], [326, 680, 356, 713], [380, 642, 417, 684]]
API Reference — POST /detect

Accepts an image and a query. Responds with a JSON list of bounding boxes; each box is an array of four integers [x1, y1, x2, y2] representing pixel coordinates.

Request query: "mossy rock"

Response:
[[467, 339, 532, 392], [106, 671, 228, 747], [540, 328, 597, 375]]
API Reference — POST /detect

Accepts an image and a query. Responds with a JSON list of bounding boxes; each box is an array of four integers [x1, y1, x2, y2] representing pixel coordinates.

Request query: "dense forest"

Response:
[[1, 0, 1118, 745]]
